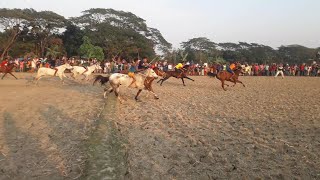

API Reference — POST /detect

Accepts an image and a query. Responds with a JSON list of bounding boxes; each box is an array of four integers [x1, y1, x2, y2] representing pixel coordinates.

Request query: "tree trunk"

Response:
[[0, 29, 20, 60]]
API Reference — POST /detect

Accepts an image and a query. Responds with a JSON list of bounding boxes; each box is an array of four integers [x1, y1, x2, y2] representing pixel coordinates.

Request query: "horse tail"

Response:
[[93, 75, 109, 86], [93, 75, 102, 86]]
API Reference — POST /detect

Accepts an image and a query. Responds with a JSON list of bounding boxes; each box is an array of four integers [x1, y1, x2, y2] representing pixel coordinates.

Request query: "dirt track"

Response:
[[0, 73, 319, 179]]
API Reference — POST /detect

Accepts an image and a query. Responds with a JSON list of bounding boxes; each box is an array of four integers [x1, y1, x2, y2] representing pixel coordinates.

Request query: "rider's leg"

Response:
[[53, 68, 58, 76], [128, 73, 136, 87], [82, 67, 88, 75]]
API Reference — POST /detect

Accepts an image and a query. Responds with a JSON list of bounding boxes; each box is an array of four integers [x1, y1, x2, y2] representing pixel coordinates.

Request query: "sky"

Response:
[[1, 0, 320, 49]]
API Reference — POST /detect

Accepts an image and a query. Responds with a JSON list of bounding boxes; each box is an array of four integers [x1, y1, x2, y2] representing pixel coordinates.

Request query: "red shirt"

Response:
[[0, 60, 8, 67]]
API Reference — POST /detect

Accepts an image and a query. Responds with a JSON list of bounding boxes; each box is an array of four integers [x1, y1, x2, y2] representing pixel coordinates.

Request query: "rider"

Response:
[[128, 58, 139, 87], [175, 61, 184, 77], [53, 57, 60, 76], [138, 57, 149, 70], [0, 58, 9, 70], [227, 62, 236, 77], [81, 58, 91, 75]]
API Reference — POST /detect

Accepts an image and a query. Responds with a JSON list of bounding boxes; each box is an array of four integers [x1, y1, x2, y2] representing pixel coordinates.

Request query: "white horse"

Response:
[[71, 63, 102, 80], [34, 63, 73, 84], [244, 65, 252, 76], [104, 68, 159, 103]]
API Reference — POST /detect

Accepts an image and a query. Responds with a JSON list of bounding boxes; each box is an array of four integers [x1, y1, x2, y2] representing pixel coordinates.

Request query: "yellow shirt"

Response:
[[175, 63, 183, 69]]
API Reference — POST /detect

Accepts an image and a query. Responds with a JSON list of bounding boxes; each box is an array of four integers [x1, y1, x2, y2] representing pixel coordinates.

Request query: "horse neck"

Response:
[[7, 64, 15, 70], [58, 64, 67, 71], [88, 65, 97, 71], [234, 69, 241, 75]]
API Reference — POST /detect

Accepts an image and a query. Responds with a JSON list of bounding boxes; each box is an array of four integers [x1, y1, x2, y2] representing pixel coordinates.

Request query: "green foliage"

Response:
[[46, 45, 62, 59], [72, 8, 171, 55], [79, 36, 104, 60], [61, 23, 84, 57]]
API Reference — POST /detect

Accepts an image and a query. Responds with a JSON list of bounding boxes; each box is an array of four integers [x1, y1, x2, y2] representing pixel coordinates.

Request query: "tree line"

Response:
[[0, 8, 319, 64]]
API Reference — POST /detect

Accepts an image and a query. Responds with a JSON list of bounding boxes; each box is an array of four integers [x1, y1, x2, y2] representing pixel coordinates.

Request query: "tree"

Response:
[[60, 23, 84, 57], [0, 8, 33, 60], [79, 36, 104, 60], [278, 45, 315, 64], [29, 10, 66, 57], [181, 37, 217, 63], [71, 8, 171, 55]]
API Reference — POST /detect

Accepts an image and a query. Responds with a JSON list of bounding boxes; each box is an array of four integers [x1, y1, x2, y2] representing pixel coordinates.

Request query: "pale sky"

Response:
[[1, 0, 320, 49]]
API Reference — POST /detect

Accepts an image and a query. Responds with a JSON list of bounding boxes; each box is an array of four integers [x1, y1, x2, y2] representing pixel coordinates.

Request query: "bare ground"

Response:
[[0, 73, 320, 179]]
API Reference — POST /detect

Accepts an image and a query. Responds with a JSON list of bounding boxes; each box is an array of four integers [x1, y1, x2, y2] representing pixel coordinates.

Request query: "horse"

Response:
[[216, 66, 246, 91], [0, 60, 19, 80], [103, 68, 159, 103], [213, 66, 245, 91], [34, 63, 73, 84], [70, 63, 102, 80], [153, 67, 194, 86]]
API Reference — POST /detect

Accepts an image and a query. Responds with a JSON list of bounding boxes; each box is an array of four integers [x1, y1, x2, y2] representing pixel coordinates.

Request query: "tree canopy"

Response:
[[0, 8, 318, 64]]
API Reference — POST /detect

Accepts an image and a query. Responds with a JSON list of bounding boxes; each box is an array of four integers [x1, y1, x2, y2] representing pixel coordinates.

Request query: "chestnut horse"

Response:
[[0, 61, 19, 79], [210, 66, 245, 91], [153, 67, 194, 86]]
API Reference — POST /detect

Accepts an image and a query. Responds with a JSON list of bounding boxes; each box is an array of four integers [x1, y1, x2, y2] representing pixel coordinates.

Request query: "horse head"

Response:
[[146, 68, 158, 79], [64, 63, 74, 70]]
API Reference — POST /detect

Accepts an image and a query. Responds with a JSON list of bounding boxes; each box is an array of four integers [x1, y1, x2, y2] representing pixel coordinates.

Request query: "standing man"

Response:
[[274, 63, 285, 78]]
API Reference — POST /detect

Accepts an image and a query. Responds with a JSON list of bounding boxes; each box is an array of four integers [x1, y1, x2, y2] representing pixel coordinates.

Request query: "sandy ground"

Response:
[[0, 72, 320, 179], [0, 73, 105, 179]]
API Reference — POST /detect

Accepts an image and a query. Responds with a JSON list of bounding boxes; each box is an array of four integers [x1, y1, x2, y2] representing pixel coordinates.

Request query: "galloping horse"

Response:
[[0, 60, 19, 79], [153, 67, 194, 86], [212, 66, 245, 91], [34, 63, 73, 84], [103, 68, 159, 103], [71, 63, 102, 80]]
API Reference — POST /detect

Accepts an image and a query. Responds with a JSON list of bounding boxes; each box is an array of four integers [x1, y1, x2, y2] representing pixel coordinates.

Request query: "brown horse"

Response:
[[0, 62, 18, 79], [211, 66, 245, 91], [153, 67, 194, 86]]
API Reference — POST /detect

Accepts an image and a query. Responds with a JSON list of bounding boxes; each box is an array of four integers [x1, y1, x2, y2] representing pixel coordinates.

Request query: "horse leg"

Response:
[[184, 76, 195, 82], [104, 87, 113, 98], [147, 85, 159, 99], [1, 73, 7, 79], [135, 89, 143, 101], [160, 77, 170, 86], [9, 72, 18, 79], [235, 79, 245, 87], [157, 79, 162, 84], [114, 85, 123, 103], [181, 78, 186, 86], [221, 80, 227, 91]]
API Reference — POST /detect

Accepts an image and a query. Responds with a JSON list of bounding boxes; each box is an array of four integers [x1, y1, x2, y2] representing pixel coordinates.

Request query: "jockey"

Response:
[[1, 58, 9, 70], [175, 62, 184, 77], [138, 57, 149, 70], [175, 61, 184, 72], [53, 57, 61, 76], [128, 59, 139, 87], [81, 59, 90, 75]]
